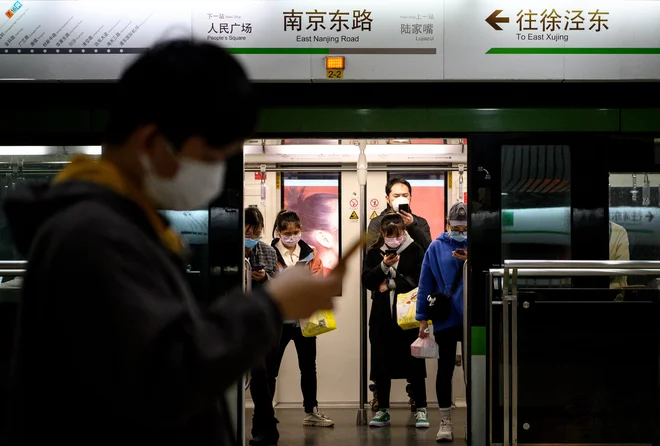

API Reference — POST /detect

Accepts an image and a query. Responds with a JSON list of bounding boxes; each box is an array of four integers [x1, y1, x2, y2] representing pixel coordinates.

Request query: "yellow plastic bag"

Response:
[[301, 310, 337, 337], [397, 288, 420, 330]]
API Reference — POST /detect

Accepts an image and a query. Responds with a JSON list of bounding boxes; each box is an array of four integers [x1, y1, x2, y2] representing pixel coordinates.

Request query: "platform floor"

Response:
[[245, 407, 467, 446]]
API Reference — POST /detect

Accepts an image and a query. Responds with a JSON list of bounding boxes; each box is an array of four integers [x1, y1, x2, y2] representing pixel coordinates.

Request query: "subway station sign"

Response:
[[0, 0, 658, 81]]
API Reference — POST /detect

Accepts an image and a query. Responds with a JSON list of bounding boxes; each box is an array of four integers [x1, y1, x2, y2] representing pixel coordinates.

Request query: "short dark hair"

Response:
[[104, 39, 258, 149], [245, 207, 264, 230], [386, 177, 412, 196]]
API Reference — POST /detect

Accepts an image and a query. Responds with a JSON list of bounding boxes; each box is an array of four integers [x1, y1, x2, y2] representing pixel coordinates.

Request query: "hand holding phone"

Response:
[[452, 249, 467, 260], [383, 253, 399, 267], [385, 249, 398, 256], [398, 203, 411, 214], [251, 265, 265, 272]]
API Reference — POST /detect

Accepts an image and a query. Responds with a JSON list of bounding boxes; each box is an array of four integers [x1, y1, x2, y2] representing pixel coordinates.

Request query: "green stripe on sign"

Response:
[[471, 326, 486, 356], [226, 48, 329, 55], [487, 47, 660, 55]]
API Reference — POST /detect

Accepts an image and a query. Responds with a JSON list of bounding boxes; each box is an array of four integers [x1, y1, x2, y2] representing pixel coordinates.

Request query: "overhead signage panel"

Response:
[[444, 0, 660, 80], [190, 1, 444, 80], [0, 0, 658, 80]]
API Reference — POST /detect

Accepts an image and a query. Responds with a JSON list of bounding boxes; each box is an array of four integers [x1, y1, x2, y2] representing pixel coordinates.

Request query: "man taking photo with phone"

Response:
[[368, 177, 432, 251]]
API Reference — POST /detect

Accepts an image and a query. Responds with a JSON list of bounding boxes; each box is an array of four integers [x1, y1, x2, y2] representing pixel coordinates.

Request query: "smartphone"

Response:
[[455, 249, 467, 256], [398, 203, 411, 214], [251, 265, 265, 271], [385, 249, 398, 256]]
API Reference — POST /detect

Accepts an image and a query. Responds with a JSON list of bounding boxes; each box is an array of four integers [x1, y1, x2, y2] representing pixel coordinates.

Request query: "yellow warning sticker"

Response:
[[349, 210, 359, 220], [369, 210, 378, 220]]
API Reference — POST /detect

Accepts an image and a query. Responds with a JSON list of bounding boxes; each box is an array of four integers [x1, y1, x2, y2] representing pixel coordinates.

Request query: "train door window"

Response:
[[501, 145, 571, 262], [609, 172, 660, 288], [281, 172, 341, 274], [387, 172, 446, 239]]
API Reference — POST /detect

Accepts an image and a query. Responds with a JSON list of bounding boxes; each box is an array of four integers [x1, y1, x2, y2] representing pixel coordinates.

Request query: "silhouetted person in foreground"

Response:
[[3, 40, 350, 446]]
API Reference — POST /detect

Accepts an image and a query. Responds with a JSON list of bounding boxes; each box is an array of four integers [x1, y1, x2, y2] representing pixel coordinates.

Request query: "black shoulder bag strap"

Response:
[[391, 266, 418, 289]]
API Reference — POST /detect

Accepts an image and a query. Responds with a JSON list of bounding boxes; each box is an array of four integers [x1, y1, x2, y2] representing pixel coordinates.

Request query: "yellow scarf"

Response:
[[54, 155, 183, 255]]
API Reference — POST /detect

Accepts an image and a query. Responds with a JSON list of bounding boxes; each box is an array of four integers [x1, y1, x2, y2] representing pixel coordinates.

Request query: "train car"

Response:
[[1, 118, 660, 446]]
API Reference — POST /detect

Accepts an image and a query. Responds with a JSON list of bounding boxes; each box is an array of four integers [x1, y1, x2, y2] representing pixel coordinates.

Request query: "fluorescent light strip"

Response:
[[407, 180, 446, 187], [366, 145, 459, 155], [0, 146, 54, 156], [255, 144, 462, 157], [244, 145, 263, 155], [0, 146, 102, 156], [264, 145, 359, 156], [71, 146, 102, 155]]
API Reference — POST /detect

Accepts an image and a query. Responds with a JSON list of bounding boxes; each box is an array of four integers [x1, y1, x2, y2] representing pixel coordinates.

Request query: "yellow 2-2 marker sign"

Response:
[[326, 69, 344, 79]]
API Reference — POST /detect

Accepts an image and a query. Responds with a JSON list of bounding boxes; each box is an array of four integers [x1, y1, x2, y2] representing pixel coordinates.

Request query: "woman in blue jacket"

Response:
[[416, 202, 468, 442]]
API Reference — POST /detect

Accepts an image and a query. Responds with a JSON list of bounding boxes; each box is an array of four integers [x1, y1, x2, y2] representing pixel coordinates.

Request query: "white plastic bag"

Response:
[[411, 330, 440, 359]]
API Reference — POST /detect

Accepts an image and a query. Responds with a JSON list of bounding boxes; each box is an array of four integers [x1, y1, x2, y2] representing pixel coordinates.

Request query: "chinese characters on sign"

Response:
[[283, 9, 373, 32], [56, 31, 72, 47], [208, 22, 253, 34], [485, 8, 610, 42], [610, 209, 653, 224], [119, 24, 141, 46], [400, 23, 434, 35], [516, 8, 609, 32], [399, 14, 435, 41], [206, 13, 252, 41]]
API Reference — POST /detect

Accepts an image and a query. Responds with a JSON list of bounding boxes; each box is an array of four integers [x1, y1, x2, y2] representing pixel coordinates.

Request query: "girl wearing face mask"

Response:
[[244, 207, 278, 287], [362, 213, 429, 429], [416, 202, 468, 442], [269, 210, 334, 429]]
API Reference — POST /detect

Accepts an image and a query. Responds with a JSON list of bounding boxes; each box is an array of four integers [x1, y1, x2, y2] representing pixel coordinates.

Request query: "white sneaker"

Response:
[[436, 417, 453, 442], [303, 408, 334, 427]]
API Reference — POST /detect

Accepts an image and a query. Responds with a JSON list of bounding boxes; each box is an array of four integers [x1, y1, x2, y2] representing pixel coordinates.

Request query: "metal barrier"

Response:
[[0, 260, 27, 280], [490, 260, 660, 446]]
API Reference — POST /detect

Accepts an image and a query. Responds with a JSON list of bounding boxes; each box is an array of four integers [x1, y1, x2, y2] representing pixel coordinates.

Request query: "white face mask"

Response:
[[391, 196, 410, 212], [141, 154, 227, 210]]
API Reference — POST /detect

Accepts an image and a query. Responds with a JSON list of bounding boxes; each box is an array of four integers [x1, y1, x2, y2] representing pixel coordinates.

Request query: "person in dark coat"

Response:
[[366, 177, 432, 412], [362, 213, 429, 429], [1, 40, 349, 446]]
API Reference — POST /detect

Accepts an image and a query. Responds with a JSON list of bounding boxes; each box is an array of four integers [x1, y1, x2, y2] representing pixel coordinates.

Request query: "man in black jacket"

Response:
[[3, 40, 348, 446], [367, 177, 432, 251]]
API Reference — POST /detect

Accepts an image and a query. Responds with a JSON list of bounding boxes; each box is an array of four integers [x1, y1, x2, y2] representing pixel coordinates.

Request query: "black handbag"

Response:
[[425, 266, 464, 322]]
